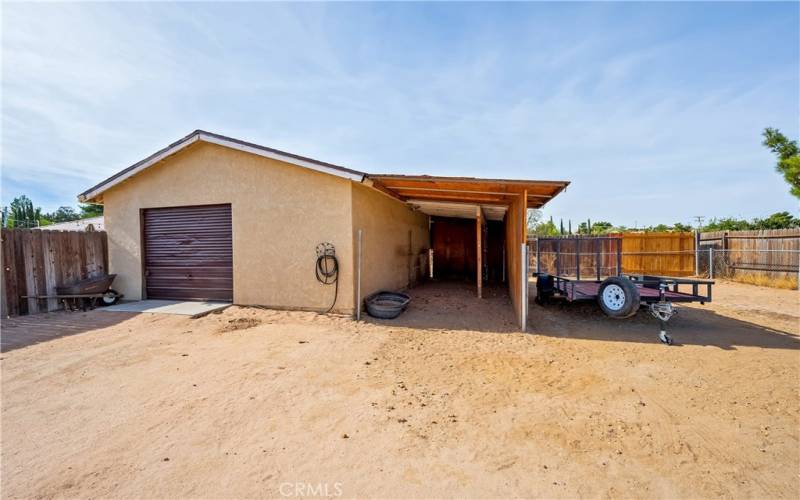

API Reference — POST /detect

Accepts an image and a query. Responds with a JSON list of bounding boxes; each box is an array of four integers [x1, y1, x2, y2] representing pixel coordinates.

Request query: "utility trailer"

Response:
[[532, 236, 714, 345]]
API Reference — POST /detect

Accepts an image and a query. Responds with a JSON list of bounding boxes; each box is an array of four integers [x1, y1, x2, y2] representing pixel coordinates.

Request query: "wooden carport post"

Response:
[[476, 206, 485, 298]]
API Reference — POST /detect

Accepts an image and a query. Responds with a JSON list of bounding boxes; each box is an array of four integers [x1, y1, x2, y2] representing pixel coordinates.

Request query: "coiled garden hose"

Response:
[[315, 243, 339, 313]]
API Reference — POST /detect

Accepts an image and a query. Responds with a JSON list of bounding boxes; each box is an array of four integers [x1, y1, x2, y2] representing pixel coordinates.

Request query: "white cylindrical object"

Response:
[[694, 231, 700, 276], [356, 229, 362, 321], [708, 247, 713, 279], [521, 243, 528, 332]]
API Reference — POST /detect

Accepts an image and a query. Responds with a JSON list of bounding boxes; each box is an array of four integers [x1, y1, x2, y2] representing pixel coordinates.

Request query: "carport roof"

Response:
[[78, 130, 570, 210], [366, 174, 569, 210]]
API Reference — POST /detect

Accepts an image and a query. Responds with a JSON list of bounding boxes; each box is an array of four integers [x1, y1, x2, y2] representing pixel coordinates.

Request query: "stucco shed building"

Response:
[[79, 130, 568, 329]]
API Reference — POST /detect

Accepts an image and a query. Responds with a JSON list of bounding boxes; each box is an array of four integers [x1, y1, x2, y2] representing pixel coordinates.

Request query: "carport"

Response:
[[366, 175, 568, 329]]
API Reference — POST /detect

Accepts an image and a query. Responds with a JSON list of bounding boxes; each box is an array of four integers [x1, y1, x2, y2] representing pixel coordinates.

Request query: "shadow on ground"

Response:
[[364, 280, 520, 333], [1, 311, 137, 353], [364, 280, 799, 351], [528, 298, 800, 350]]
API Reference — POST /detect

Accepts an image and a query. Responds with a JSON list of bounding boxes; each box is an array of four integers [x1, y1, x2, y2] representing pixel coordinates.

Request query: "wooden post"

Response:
[[595, 238, 601, 281], [556, 239, 561, 277], [476, 207, 483, 298], [22, 231, 39, 314], [42, 232, 58, 311]]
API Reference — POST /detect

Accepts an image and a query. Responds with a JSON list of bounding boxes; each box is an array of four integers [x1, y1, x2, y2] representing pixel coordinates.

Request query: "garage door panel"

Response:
[[143, 266, 233, 277], [144, 287, 233, 301], [143, 204, 233, 301], [145, 275, 233, 288]]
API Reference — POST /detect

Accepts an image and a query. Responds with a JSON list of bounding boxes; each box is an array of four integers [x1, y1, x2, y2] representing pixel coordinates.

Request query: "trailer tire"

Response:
[[535, 274, 554, 305], [597, 277, 640, 318]]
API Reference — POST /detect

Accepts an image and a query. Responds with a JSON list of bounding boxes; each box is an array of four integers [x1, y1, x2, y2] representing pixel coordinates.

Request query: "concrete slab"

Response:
[[102, 300, 230, 317]]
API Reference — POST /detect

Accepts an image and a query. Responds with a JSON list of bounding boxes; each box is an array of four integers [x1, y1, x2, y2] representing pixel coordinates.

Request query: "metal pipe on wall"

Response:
[[694, 231, 701, 276], [708, 247, 714, 279], [521, 243, 528, 332], [356, 229, 362, 321]]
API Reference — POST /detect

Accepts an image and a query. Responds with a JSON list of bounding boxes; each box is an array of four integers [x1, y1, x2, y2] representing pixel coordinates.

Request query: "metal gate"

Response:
[[143, 204, 233, 301]]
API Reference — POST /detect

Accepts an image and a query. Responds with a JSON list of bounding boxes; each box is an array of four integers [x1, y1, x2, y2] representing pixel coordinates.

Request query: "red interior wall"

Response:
[[431, 217, 476, 280], [431, 216, 504, 281]]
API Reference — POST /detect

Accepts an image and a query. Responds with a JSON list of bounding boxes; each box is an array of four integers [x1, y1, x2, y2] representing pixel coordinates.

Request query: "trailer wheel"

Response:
[[101, 289, 120, 306], [535, 274, 554, 305], [597, 277, 640, 318]]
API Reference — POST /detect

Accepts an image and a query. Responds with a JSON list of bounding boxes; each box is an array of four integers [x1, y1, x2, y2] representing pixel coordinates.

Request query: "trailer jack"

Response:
[[649, 301, 676, 345]]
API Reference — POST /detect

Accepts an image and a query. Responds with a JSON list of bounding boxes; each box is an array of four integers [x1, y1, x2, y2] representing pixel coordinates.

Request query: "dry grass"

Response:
[[731, 273, 798, 290]]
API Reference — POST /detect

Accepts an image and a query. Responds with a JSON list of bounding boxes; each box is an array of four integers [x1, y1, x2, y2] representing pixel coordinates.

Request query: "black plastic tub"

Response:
[[364, 291, 410, 319]]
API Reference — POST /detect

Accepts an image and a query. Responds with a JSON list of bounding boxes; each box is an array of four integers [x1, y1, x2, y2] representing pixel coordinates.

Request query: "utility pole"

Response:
[[693, 216, 705, 231]]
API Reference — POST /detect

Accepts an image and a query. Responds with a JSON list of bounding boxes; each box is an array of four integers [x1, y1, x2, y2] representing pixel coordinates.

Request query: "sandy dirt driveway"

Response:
[[1, 281, 798, 498]]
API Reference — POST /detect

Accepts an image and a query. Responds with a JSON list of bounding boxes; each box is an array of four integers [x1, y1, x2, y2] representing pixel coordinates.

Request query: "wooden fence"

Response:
[[531, 236, 622, 278], [700, 229, 799, 284], [1, 229, 108, 317], [530, 232, 696, 277], [529, 229, 800, 287], [617, 232, 695, 276]]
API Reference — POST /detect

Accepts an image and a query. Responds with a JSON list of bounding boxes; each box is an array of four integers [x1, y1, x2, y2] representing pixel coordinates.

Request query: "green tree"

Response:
[[9, 195, 43, 228], [762, 128, 800, 199], [526, 209, 541, 234], [44, 206, 79, 223], [532, 216, 559, 236], [592, 221, 613, 234], [705, 217, 752, 232], [79, 203, 104, 218], [752, 211, 800, 230], [672, 222, 693, 232]]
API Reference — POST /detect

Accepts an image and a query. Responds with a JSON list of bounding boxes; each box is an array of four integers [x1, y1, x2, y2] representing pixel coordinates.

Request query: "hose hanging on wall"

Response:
[[315, 242, 339, 313]]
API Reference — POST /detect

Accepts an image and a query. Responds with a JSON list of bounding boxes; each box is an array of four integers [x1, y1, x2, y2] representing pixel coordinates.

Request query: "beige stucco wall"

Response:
[[102, 142, 356, 314], [351, 182, 430, 307]]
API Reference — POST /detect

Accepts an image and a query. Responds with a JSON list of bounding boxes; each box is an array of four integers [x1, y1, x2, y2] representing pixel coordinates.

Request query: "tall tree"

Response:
[[526, 209, 541, 234], [9, 195, 42, 228], [762, 128, 800, 199]]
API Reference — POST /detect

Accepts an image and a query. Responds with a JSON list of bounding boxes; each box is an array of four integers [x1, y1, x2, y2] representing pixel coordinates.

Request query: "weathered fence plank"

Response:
[[0, 228, 109, 317], [42, 233, 59, 311], [700, 229, 800, 284]]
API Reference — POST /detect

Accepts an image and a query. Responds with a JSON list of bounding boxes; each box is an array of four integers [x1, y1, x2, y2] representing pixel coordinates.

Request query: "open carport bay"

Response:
[[1, 280, 798, 498]]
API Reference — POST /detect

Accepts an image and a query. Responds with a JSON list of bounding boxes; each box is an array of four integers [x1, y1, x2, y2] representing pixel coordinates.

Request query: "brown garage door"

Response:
[[143, 204, 233, 301]]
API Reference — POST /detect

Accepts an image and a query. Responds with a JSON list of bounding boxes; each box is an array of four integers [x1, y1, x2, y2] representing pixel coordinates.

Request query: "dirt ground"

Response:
[[1, 280, 798, 499]]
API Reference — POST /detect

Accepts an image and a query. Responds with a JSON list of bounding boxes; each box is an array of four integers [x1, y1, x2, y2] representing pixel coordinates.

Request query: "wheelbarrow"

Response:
[[23, 274, 123, 312]]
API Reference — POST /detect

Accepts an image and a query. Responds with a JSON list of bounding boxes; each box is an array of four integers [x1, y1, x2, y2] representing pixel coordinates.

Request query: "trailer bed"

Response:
[[551, 275, 713, 304], [556, 281, 700, 302]]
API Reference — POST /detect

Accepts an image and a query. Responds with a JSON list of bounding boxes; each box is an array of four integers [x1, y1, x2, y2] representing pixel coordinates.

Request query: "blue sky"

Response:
[[2, 1, 798, 226]]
